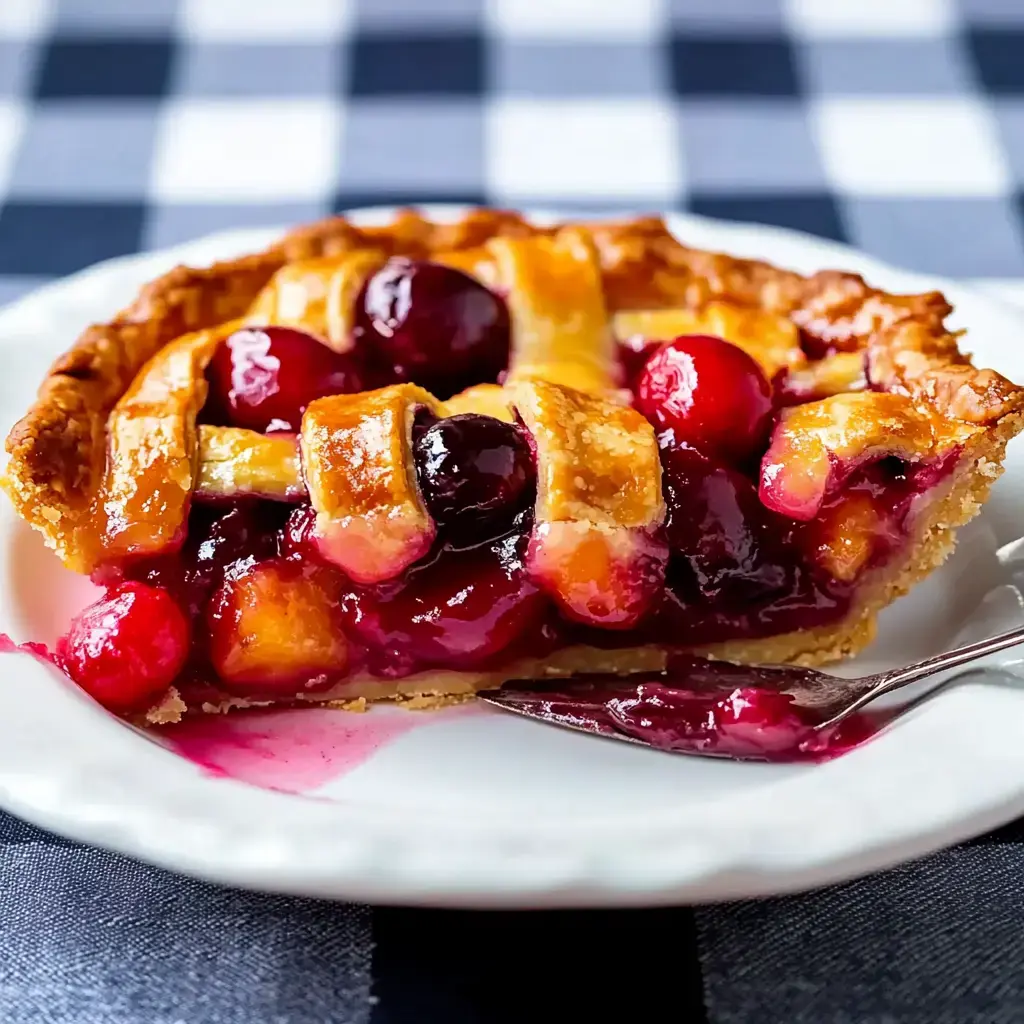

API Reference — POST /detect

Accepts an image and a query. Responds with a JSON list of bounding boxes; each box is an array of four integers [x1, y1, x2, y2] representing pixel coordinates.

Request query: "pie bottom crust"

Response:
[[143, 417, 1019, 726]]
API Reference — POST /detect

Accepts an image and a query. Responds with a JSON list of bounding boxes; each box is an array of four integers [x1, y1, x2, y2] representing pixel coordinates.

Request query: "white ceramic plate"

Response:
[[2, 207, 1024, 908]]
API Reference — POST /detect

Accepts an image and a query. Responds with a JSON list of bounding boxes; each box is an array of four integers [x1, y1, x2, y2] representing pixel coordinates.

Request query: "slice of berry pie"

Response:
[[5, 209, 1023, 725]]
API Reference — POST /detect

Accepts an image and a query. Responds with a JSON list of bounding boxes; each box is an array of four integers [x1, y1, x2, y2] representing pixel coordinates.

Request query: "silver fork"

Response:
[[789, 624, 1024, 730], [478, 624, 1024, 758]]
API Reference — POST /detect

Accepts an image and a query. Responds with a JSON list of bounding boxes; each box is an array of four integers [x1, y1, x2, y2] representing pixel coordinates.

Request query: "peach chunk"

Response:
[[207, 558, 348, 696], [805, 494, 894, 582]]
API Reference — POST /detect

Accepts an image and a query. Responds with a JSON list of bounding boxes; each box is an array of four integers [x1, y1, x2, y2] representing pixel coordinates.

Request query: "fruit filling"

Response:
[[413, 412, 535, 544], [58, 262, 965, 718], [634, 334, 774, 465], [57, 582, 190, 713]]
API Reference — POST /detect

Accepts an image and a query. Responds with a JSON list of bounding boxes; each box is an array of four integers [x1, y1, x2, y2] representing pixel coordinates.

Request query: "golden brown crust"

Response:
[[511, 378, 667, 627], [245, 249, 386, 351], [4, 253, 285, 570], [300, 383, 444, 583], [196, 426, 304, 502], [613, 301, 803, 379], [760, 391, 964, 521], [492, 229, 618, 395], [102, 321, 240, 561], [2, 211, 541, 569], [6, 207, 1024, 622]]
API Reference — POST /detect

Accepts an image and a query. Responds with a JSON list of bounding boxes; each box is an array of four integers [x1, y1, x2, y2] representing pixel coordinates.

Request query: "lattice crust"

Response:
[[490, 230, 618, 395], [511, 379, 667, 627], [301, 384, 444, 584], [761, 391, 966, 521], [102, 320, 241, 562], [5, 209, 1024, 595], [442, 384, 513, 422], [613, 301, 803, 379], [245, 250, 385, 352], [779, 351, 866, 402], [197, 427, 304, 502]]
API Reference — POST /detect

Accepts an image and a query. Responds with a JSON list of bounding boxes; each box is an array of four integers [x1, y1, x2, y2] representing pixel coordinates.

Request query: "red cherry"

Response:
[[635, 335, 773, 464], [207, 326, 364, 433], [280, 504, 320, 561], [340, 531, 546, 669], [355, 258, 510, 398], [56, 582, 190, 714], [617, 335, 663, 391]]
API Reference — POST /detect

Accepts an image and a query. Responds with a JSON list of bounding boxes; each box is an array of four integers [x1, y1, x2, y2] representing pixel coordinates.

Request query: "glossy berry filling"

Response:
[[280, 503, 319, 562], [660, 439, 787, 603], [339, 528, 547, 673], [123, 503, 288, 623], [489, 665, 886, 763], [70, 425, 955, 720], [650, 448, 960, 646]]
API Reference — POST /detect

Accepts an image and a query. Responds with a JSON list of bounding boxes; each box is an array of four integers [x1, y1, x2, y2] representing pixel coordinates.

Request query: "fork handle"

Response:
[[829, 624, 1024, 725], [884, 624, 1024, 688]]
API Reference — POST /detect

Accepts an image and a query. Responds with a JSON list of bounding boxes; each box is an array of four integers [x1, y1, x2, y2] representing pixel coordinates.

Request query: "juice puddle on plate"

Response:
[[162, 705, 480, 794], [0, 632, 479, 795]]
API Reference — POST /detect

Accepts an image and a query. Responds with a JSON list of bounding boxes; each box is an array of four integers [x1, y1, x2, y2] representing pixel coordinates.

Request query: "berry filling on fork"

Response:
[[480, 663, 889, 763]]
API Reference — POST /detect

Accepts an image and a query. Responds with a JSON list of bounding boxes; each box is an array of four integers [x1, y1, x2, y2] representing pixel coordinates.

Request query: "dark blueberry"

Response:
[[191, 503, 282, 582], [413, 414, 534, 537]]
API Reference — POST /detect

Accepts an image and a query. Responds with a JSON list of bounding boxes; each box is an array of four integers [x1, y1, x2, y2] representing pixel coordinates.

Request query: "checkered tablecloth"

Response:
[[4, 2, 1024, 1022]]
